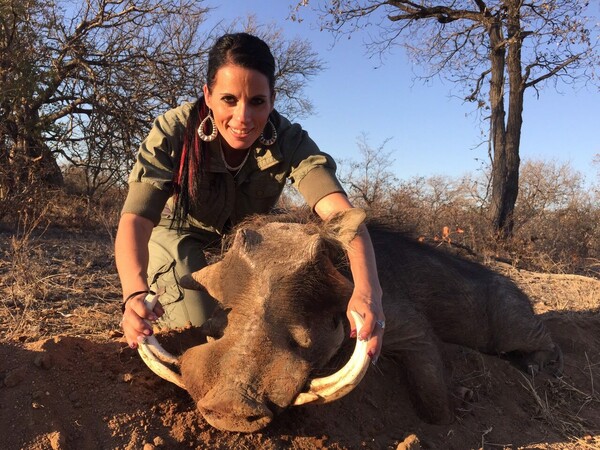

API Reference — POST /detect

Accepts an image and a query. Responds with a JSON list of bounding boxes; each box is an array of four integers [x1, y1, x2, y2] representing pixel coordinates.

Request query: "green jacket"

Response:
[[122, 102, 345, 235]]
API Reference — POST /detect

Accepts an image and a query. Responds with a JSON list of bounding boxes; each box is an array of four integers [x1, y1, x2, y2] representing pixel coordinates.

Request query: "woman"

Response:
[[116, 33, 385, 363]]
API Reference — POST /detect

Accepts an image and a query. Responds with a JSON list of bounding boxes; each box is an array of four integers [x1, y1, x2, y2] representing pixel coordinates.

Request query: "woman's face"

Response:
[[204, 64, 275, 151]]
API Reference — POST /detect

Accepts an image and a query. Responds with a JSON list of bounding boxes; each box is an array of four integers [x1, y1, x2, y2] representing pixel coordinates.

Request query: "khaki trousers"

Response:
[[147, 224, 218, 329]]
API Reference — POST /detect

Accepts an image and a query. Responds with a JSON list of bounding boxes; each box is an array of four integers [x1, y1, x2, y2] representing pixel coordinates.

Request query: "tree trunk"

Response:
[[501, 2, 525, 239], [487, 17, 510, 238], [487, 3, 524, 241], [16, 136, 63, 186], [5, 102, 64, 191], [0, 127, 63, 202]]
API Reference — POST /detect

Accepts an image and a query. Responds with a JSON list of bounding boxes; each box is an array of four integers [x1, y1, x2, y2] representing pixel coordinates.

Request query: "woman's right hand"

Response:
[[121, 292, 164, 349], [115, 213, 158, 349]]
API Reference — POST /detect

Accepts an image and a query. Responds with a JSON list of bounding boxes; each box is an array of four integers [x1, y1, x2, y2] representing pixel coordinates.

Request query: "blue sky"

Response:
[[205, 1, 599, 184]]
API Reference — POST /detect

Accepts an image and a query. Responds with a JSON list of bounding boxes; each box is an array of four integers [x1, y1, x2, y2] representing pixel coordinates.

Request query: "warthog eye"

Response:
[[332, 315, 342, 330], [288, 324, 312, 350], [199, 307, 230, 340]]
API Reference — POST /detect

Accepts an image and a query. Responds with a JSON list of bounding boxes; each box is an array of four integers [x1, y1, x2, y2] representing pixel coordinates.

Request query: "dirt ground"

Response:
[[1, 229, 599, 450]]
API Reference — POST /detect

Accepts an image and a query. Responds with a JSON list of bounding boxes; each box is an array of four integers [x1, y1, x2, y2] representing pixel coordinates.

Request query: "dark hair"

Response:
[[207, 33, 276, 94], [172, 33, 276, 231]]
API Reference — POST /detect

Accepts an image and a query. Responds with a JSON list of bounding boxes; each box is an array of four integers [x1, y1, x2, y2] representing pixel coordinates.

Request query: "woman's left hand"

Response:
[[314, 193, 385, 364], [347, 287, 385, 364]]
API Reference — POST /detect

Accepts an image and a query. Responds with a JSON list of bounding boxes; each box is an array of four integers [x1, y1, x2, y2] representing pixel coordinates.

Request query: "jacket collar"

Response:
[[206, 135, 283, 173]]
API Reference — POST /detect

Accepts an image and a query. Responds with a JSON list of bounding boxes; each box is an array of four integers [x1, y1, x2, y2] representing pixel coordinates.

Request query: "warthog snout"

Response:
[[198, 387, 275, 432]]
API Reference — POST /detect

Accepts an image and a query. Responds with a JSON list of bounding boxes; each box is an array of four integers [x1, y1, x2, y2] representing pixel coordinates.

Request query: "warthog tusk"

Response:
[[137, 336, 185, 389], [136, 292, 185, 389], [292, 310, 370, 406]]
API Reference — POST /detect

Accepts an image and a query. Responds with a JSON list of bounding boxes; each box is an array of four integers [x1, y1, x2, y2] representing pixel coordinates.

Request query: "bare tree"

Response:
[[336, 133, 398, 214], [593, 154, 600, 203], [512, 159, 597, 272], [292, 0, 598, 239], [238, 16, 324, 119], [0, 0, 324, 218], [0, 0, 212, 210]]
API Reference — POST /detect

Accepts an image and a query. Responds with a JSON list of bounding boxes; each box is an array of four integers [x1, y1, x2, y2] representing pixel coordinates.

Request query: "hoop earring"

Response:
[[259, 119, 277, 146], [198, 110, 218, 142]]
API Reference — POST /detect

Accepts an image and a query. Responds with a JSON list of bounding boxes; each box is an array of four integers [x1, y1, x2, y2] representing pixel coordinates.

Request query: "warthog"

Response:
[[137, 209, 562, 432]]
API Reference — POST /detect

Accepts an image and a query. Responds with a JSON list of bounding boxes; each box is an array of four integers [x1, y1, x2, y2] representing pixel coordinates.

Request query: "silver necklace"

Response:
[[219, 143, 250, 175]]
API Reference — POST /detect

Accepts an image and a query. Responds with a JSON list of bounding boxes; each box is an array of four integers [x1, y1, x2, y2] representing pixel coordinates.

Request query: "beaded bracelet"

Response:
[[121, 289, 156, 313]]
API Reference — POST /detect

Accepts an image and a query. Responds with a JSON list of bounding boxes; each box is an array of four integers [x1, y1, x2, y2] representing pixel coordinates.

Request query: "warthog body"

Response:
[[155, 209, 561, 432]]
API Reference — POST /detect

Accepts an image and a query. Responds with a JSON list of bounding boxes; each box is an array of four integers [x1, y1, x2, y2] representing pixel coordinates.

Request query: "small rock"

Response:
[[32, 390, 45, 400], [33, 353, 53, 369], [109, 329, 123, 338], [122, 373, 134, 383], [4, 367, 26, 387], [153, 436, 165, 446], [397, 434, 421, 450], [48, 431, 66, 450], [143, 444, 155, 450]]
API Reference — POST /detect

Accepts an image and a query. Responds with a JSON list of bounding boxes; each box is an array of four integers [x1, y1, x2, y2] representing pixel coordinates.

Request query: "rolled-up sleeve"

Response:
[[296, 164, 345, 208], [283, 121, 345, 209], [121, 103, 193, 224]]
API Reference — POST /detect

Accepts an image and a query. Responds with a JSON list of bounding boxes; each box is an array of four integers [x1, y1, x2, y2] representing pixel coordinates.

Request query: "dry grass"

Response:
[[490, 262, 600, 315], [1, 190, 599, 450], [519, 374, 597, 438], [0, 187, 125, 343], [0, 226, 122, 343]]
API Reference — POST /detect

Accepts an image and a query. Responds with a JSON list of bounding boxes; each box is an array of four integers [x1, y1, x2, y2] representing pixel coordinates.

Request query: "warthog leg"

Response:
[[137, 292, 185, 389], [293, 310, 370, 405]]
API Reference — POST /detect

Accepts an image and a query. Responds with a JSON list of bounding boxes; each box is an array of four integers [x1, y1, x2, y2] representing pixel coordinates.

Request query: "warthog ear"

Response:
[[325, 208, 367, 247], [180, 261, 224, 300]]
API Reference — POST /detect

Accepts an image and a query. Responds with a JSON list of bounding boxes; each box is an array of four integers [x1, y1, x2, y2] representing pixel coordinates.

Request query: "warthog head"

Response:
[[137, 209, 371, 432]]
